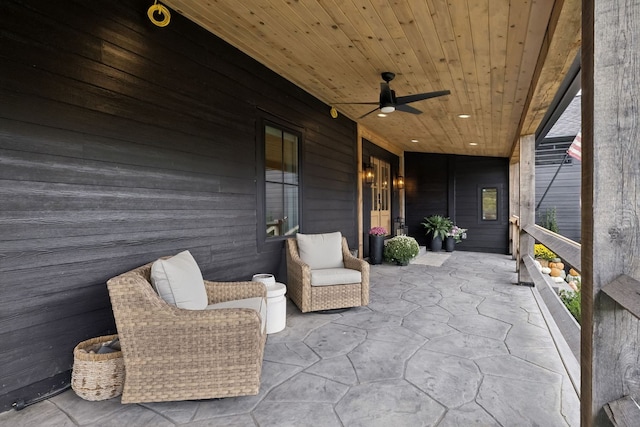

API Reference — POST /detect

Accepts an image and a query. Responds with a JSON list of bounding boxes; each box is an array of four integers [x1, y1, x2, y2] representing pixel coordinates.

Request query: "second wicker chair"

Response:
[[285, 232, 369, 313]]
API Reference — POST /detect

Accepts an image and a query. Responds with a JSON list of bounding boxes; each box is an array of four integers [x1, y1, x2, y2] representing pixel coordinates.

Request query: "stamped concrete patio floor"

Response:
[[1, 251, 579, 426]]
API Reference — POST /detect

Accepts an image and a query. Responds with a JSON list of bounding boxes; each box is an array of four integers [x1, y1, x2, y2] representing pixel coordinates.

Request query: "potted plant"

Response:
[[445, 225, 467, 252], [421, 215, 452, 251], [368, 226, 387, 265], [383, 235, 420, 266], [534, 243, 556, 268]]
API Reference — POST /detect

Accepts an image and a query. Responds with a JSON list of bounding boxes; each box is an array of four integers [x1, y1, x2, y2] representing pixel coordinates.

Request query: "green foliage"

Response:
[[534, 244, 557, 261], [421, 215, 453, 240], [558, 287, 581, 325], [539, 207, 559, 233], [383, 235, 420, 264]]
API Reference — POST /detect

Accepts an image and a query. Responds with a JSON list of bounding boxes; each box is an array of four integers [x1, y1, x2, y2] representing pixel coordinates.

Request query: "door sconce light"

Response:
[[396, 175, 405, 190], [364, 164, 375, 184]]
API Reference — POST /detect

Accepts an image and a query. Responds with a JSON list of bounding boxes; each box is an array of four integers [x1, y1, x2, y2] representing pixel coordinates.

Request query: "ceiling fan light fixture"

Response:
[[342, 72, 450, 119]]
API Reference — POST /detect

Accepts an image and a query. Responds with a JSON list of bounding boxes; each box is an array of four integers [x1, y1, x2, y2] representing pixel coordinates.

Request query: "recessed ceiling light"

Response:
[[458, 114, 471, 119], [411, 139, 419, 143], [377, 113, 387, 118], [469, 142, 478, 146]]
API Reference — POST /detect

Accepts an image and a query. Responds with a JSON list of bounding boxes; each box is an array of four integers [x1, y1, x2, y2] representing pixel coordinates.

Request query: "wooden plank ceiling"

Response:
[[163, 0, 581, 159]]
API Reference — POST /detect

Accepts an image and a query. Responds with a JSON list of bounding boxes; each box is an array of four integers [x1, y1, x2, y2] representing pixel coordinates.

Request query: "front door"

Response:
[[369, 157, 391, 234]]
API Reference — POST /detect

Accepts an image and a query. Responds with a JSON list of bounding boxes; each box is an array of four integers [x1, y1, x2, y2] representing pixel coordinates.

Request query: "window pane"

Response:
[[482, 187, 498, 220], [265, 126, 283, 183], [266, 182, 284, 236], [283, 184, 299, 235], [283, 132, 298, 185], [381, 163, 389, 210]]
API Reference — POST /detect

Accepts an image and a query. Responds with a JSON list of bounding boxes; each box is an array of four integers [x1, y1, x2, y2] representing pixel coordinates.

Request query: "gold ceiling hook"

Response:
[[148, 1, 171, 27]]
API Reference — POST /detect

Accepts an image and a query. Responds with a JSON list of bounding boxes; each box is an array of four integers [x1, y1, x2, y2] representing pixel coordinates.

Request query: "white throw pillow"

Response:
[[150, 250, 208, 310], [296, 232, 344, 270]]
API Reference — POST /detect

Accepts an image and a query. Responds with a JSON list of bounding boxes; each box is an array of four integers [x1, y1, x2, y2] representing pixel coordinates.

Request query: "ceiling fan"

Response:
[[336, 72, 450, 119]]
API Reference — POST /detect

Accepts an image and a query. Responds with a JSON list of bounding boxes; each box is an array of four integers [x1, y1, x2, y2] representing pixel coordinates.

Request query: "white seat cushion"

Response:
[[296, 232, 344, 269], [150, 250, 208, 310], [206, 297, 266, 333], [310, 268, 362, 286]]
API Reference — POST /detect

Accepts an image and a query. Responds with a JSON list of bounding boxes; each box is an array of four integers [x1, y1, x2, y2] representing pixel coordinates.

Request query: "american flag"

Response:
[[567, 131, 581, 161]]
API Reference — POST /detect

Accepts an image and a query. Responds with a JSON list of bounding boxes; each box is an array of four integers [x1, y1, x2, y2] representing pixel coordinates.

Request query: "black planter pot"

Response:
[[445, 236, 455, 252], [430, 235, 443, 252], [369, 234, 385, 265]]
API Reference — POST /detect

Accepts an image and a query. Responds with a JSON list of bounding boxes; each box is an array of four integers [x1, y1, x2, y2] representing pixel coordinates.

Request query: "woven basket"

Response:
[[71, 334, 125, 401]]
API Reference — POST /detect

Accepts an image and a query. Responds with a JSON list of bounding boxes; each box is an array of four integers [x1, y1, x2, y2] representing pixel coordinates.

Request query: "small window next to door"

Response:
[[481, 187, 498, 220], [265, 124, 299, 238]]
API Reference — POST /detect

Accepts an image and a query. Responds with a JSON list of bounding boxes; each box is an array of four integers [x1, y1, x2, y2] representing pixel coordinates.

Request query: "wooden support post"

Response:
[[509, 161, 520, 259], [518, 134, 535, 286], [582, 0, 640, 424], [357, 125, 363, 259]]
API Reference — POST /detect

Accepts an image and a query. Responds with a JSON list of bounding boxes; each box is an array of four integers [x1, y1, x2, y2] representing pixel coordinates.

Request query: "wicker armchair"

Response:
[[106, 259, 266, 404], [285, 236, 369, 312]]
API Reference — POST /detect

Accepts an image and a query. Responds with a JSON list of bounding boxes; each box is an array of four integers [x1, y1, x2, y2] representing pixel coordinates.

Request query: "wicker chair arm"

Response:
[[343, 255, 368, 271], [341, 237, 368, 272], [341, 237, 370, 306], [204, 280, 267, 304], [285, 240, 311, 283]]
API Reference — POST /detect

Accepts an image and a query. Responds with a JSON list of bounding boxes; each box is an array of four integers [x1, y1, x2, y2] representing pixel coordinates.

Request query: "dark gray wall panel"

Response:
[[405, 153, 509, 253], [404, 153, 449, 246], [452, 156, 510, 253], [0, 0, 357, 410], [535, 163, 582, 243]]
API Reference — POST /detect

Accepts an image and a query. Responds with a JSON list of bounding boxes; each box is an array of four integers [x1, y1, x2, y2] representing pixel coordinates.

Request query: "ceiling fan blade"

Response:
[[395, 104, 423, 115], [359, 106, 380, 119], [333, 101, 379, 105], [396, 90, 451, 105]]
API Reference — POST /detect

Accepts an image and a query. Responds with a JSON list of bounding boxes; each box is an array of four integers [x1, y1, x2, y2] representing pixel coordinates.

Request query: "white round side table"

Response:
[[264, 282, 287, 334], [251, 274, 287, 334]]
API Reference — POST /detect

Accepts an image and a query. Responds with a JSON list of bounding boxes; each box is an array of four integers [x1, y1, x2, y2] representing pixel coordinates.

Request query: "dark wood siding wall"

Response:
[[405, 153, 449, 246], [405, 153, 509, 253], [453, 156, 510, 253], [0, 0, 357, 410], [535, 162, 582, 243]]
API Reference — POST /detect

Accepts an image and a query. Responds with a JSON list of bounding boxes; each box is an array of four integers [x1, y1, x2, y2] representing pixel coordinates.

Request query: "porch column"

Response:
[[509, 161, 520, 260], [582, 0, 640, 424], [357, 126, 364, 259], [518, 134, 535, 285]]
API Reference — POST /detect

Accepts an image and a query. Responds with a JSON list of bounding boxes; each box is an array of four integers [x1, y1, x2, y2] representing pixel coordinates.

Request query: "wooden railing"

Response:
[[511, 215, 581, 395], [512, 217, 640, 425], [523, 223, 581, 271]]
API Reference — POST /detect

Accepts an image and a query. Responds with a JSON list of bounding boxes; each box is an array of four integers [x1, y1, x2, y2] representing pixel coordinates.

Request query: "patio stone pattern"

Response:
[[0, 252, 579, 426]]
